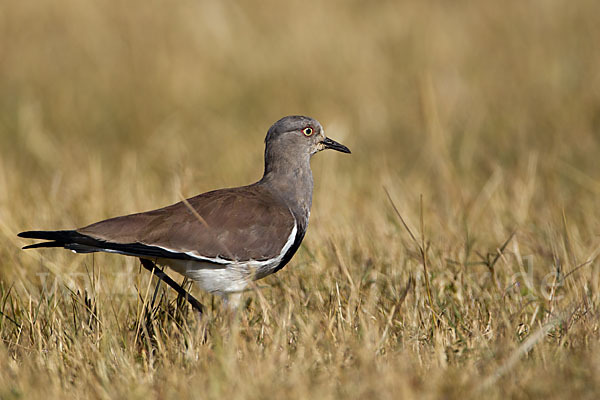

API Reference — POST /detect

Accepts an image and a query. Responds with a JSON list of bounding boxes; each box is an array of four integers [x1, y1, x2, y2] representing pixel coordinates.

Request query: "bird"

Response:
[[18, 115, 351, 312]]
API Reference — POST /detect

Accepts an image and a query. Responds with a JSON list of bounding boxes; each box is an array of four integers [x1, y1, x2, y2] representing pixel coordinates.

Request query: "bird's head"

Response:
[[265, 115, 351, 157]]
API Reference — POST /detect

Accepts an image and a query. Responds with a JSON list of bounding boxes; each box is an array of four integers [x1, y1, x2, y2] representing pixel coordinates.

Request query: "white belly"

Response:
[[158, 258, 277, 296]]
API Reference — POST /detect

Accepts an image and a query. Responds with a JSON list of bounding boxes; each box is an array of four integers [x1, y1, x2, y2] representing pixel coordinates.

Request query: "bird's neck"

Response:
[[259, 152, 313, 226]]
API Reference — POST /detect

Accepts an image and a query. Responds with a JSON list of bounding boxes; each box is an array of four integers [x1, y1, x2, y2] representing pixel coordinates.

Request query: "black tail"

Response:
[[18, 230, 96, 250], [18, 230, 198, 260], [17, 230, 75, 240]]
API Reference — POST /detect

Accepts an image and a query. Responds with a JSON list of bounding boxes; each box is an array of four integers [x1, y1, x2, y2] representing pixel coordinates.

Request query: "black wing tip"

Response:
[[18, 231, 37, 238], [17, 229, 201, 261], [18, 230, 78, 250], [22, 241, 64, 250], [18, 229, 76, 239]]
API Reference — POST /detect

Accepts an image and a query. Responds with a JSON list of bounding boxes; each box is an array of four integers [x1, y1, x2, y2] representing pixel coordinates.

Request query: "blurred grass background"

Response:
[[2, 0, 600, 398]]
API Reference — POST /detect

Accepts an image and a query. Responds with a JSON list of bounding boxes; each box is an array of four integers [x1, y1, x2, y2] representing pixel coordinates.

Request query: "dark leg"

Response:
[[139, 258, 204, 314]]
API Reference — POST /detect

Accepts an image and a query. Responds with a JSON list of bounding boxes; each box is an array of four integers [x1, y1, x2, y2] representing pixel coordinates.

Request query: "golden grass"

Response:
[[2, 0, 600, 398]]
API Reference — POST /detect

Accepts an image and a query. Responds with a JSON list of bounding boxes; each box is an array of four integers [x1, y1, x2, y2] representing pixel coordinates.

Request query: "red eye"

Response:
[[303, 127, 314, 136]]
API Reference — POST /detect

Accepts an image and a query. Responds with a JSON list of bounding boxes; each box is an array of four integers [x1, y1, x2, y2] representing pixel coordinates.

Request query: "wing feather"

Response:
[[76, 185, 295, 262]]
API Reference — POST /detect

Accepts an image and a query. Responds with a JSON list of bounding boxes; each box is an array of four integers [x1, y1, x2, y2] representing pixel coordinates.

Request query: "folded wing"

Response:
[[20, 185, 296, 263]]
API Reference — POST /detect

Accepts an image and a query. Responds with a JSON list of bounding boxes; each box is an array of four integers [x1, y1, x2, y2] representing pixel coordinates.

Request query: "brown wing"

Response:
[[77, 185, 295, 262]]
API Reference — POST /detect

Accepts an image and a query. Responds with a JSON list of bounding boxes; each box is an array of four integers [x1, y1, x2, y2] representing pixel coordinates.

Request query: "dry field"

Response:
[[2, 0, 600, 398]]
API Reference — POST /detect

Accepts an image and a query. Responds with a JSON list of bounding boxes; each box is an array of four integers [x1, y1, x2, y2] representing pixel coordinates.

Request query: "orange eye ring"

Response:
[[303, 127, 314, 137]]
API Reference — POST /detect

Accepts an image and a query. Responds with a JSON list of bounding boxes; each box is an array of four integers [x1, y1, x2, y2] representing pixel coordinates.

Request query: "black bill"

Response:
[[322, 137, 351, 154]]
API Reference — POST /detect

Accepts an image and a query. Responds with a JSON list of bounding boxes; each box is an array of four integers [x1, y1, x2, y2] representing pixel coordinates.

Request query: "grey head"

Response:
[[265, 115, 350, 157], [259, 115, 350, 229]]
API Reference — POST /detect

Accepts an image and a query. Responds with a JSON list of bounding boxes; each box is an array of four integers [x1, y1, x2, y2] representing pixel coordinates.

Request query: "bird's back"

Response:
[[78, 185, 297, 263]]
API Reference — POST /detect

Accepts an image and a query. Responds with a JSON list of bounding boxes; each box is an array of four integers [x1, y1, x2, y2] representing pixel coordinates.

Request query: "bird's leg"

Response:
[[139, 258, 204, 315]]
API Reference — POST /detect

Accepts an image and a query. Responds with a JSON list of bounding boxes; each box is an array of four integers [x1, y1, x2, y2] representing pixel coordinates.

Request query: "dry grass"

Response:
[[2, 0, 600, 398]]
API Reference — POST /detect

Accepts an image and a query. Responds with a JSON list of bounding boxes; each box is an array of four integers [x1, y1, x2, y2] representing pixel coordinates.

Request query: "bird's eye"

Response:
[[303, 127, 313, 137]]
